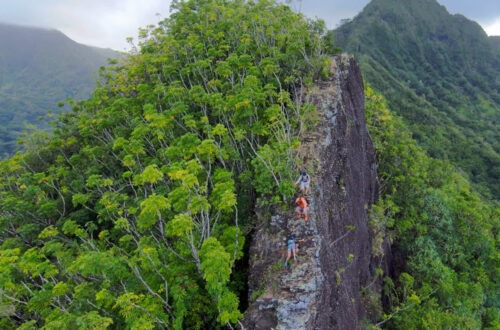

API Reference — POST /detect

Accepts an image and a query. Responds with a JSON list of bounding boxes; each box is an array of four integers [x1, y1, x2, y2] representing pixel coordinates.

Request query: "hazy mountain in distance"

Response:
[[0, 23, 120, 156]]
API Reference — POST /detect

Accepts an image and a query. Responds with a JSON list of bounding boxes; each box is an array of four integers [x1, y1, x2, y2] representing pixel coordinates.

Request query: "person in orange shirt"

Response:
[[295, 196, 309, 221]]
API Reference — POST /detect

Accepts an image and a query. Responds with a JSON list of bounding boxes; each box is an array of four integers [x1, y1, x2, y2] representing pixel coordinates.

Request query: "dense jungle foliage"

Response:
[[334, 0, 500, 200], [0, 0, 327, 328], [366, 86, 499, 329], [0, 24, 118, 157]]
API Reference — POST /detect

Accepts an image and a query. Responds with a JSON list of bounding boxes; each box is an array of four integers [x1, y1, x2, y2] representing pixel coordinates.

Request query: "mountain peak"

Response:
[[333, 0, 500, 198], [352, 0, 485, 36], [0, 22, 69, 45], [0, 23, 119, 156]]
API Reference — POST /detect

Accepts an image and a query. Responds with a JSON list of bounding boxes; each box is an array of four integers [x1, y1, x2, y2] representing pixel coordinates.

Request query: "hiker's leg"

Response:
[[295, 206, 302, 218], [286, 250, 291, 263], [304, 207, 309, 221]]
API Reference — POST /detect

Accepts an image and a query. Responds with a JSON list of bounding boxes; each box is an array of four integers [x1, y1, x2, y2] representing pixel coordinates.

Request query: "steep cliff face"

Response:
[[242, 55, 379, 329]]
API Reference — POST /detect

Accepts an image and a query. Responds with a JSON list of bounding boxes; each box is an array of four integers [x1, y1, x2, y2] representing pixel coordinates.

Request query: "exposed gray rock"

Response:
[[241, 55, 379, 330]]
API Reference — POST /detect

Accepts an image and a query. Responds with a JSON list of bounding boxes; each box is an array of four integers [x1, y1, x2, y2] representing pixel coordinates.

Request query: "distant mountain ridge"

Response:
[[333, 0, 500, 198], [0, 23, 119, 156], [490, 36, 500, 52]]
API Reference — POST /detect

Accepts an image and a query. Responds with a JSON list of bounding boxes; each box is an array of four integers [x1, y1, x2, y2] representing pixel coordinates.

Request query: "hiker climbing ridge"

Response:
[[284, 234, 305, 268], [273, 167, 321, 330], [295, 169, 311, 195], [283, 169, 314, 271], [295, 196, 309, 221]]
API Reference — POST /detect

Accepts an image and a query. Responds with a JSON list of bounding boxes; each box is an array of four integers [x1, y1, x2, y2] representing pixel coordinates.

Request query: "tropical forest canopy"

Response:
[[0, 0, 327, 328], [365, 86, 499, 329]]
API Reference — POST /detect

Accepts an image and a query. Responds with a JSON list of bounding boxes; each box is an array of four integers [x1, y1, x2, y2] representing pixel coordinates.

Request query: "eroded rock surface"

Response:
[[241, 55, 379, 330]]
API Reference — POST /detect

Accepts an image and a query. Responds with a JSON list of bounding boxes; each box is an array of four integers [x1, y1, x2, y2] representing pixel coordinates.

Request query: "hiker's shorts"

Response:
[[287, 243, 297, 252], [296, 206, 307, 214], [300, 181, 310, 191]]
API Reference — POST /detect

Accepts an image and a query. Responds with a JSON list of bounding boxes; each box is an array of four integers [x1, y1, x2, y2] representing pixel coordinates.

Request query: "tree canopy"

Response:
[[365, 86, 499, 329], [0, 0, 327, 328]]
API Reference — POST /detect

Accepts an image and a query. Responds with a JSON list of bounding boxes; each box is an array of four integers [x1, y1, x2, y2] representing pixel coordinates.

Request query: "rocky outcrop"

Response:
[[241, 55, 379, 329]]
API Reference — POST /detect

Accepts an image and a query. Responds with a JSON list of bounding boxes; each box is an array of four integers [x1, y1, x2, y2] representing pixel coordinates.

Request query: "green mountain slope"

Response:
[[491, 36, 500, 54], [365, 86, 499, 329], [332, 0, 500, 199], [0, 23, 119, 157]]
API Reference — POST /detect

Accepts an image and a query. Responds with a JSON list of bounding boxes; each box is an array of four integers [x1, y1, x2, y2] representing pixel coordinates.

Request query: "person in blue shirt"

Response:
[[284, 234, 304, 268]]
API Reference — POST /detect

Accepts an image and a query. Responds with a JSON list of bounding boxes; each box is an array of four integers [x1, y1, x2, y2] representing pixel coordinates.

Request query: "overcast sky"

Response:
[[0, 0, 499, 51]]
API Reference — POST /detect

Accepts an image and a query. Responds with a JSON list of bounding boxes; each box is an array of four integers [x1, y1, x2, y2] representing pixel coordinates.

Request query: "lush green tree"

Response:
[[0, 0, 328, 328], [366, 86, 499, 329]]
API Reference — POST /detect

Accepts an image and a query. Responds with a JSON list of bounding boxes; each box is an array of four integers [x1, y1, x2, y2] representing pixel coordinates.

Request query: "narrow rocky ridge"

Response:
[[241, 55, 379, 329]]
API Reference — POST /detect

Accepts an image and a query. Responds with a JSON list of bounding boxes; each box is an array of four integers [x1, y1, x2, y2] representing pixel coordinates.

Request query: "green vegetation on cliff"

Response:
[[366, 86, 499, 329], [334, 1, 499, 327], [334, 1, 500, 326], [0, 0, 327, 328], [333, 0, 500, 199]]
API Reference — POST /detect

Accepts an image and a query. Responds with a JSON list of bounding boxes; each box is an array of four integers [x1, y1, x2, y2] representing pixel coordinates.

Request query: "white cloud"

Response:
[[47, 0, 171, 50], [484, 18, 500, 36]]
